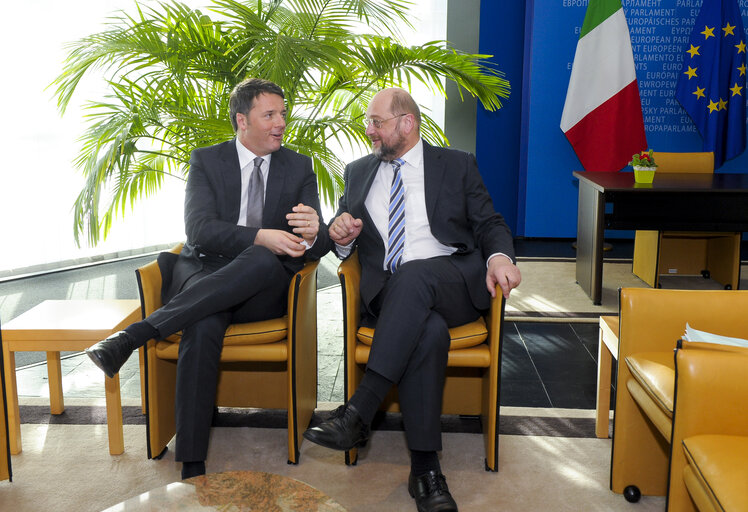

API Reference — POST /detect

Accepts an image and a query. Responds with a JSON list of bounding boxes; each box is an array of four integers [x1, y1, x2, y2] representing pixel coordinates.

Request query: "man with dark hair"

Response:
[[86, 78, 329, 479], [304, 88, 520, 512]]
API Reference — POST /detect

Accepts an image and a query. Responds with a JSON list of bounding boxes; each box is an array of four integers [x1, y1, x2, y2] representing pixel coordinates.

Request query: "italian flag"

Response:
[[560, 0, 647, 172]]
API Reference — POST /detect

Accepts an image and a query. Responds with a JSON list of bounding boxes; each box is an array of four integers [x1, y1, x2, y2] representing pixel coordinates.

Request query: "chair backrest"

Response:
[[652, 151, 714, 174]]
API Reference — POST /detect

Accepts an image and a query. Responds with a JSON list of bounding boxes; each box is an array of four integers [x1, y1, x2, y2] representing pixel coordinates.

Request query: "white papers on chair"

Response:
[[683, 323, 748, 348]]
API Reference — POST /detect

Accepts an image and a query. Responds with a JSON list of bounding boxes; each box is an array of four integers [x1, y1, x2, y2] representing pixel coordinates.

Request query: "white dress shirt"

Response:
[[236, 139, 270, 227], [365, 140, 455, 269]]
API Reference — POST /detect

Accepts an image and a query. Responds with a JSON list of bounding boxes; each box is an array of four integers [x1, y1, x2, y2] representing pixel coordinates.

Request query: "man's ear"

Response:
[[236, 112, 247, 131], [402, 113, 416, 135]]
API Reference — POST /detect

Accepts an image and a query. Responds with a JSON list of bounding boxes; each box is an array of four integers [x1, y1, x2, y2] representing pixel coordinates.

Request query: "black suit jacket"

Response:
[[166, 140, 329, 299], [333, 141, 514, 313]]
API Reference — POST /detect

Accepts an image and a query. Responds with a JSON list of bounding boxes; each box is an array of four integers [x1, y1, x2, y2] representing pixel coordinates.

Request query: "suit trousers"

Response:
[[364, 256, 481, 452], [146, 245, 291, 462]]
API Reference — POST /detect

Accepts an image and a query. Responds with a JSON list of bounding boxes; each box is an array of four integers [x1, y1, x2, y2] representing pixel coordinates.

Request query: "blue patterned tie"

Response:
[[385, 158, 406, 273]]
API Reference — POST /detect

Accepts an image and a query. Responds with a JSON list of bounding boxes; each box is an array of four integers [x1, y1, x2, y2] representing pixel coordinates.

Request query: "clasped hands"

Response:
[[254, 203, 319, 257]]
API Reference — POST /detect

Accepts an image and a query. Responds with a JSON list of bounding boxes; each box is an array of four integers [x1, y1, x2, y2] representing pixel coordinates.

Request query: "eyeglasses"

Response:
[[362, 113, 407, 129]]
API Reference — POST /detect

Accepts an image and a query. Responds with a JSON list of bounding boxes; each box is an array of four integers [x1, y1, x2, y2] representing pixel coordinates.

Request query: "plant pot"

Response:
[[633, 165, 656, 184]]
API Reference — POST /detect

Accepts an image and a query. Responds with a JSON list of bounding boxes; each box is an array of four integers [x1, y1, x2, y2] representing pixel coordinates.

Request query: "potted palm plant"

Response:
[[51, 0, 511, 246]]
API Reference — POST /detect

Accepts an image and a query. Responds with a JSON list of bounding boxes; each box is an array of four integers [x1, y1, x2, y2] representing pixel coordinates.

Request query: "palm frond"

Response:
[[53, 0, 509, 245]]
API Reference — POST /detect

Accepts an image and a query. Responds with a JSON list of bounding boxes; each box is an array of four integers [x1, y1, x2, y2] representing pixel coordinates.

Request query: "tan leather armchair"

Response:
[[0, 323, 11, 481], [669, 341, 748, 512], [611, 288, 748, 506], [136, 244, 319, 464], [632, 152, 741, 289], [338, 250, 505, 471]]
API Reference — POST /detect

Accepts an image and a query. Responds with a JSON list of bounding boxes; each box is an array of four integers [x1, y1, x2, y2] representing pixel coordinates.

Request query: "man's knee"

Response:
[[417, 312, 450, 353]]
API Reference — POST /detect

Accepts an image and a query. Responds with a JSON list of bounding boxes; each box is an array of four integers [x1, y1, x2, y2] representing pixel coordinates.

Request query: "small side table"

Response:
[[2, 299, 140, 455], [596, 315, 619, 438]]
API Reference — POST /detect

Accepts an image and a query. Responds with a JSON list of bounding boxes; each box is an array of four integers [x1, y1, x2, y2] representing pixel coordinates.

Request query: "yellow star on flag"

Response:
[[684, 66, 698, 79], [701, 25, 715, 39], [708, 99, 720, 112], [719, 98, 728, 110], [723, 22, 736, 36], [731, 83, 743, 96], [687, 44, 701, 58], [693, 86, 706, 99], [739, 63, 747, 76], [736, 40, 747, 54]]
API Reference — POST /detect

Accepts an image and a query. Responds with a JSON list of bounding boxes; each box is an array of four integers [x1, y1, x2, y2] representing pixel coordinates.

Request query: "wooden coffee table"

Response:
[[2, 299, 140, 455]]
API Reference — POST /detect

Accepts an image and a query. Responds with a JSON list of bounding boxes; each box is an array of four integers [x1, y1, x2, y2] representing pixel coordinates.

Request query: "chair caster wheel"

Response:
[[725, 284, 732, 290], [624, 485, 641, 503], [701, 270, 711, 279]]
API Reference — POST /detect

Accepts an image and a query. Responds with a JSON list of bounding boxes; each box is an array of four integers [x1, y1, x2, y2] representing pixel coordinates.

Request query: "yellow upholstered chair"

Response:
[[632, 152, 741, 289], [338, 250, 505, 471], [668, 340, 748, 512], [0, 323, 11, 482], [610, 288, 748, 504], [136, 244, 319, 464]]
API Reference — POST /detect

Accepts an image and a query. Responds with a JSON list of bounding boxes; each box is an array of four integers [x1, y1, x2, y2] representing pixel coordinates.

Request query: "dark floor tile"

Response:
[[516, 323, 594, 362], [500, 326, 538, 381], [569, 322, 600, 360], [500, 379, 551, 407], [544, 379, 597, 409]]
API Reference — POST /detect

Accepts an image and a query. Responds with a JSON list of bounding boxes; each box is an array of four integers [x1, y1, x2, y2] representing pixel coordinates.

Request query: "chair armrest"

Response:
[[338, 251, 362, 355], [135, 243, 182, 318], [486, 287, 505, 346], [288, 260, 320, 333], [673, 342, 748, 438]]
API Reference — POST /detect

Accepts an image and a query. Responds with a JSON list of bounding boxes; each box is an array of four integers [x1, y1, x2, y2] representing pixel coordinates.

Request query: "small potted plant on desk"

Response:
[[629, 149, 657, 184]]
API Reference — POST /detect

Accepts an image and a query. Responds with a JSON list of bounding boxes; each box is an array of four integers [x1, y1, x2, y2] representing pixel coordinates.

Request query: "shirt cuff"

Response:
[[301, 236, 317, 251], [334, 240, 355, 259], [486, 252, 513, 267]]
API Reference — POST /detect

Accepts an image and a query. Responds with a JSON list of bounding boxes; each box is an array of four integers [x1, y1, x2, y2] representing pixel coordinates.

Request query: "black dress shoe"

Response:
[[303, 403, 369, 451], [408, 470, 458, 512], [85, 331, 135, 378]]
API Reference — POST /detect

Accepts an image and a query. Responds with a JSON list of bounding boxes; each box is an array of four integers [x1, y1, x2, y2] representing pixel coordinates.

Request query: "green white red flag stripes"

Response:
[[560, 0, 647, 172]]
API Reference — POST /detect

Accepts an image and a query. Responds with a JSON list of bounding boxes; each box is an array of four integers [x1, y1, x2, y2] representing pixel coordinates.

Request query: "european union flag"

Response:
[[675, 0, 746, 168]]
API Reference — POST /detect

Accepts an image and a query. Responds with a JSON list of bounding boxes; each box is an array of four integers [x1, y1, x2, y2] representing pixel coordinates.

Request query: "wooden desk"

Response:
[[573, 171, 748, 304], [2, 300, 140, 455]]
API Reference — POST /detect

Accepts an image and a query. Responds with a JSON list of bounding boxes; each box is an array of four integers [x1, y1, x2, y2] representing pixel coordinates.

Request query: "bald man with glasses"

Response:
[[305, 88, 520, 512]]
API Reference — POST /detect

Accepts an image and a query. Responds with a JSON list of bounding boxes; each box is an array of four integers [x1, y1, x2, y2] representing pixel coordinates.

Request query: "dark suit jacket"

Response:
[[165, 140, 329, 299], [333, 141, 514, 313]]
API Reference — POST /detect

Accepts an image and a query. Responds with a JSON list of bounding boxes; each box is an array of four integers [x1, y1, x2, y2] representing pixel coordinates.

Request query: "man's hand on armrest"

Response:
[[486, 254, 522, 299]]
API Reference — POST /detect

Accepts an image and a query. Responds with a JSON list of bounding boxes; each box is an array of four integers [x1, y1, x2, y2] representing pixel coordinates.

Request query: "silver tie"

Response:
[[245, 157, 265, 228]]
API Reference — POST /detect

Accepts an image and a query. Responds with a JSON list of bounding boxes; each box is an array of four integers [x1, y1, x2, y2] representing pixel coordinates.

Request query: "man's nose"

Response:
[[365, 123, 375, 136]]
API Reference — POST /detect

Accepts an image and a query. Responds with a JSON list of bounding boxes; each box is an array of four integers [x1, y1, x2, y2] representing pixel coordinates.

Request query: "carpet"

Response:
[[506, 258, 748, 322], [1, 409, 666, 512]]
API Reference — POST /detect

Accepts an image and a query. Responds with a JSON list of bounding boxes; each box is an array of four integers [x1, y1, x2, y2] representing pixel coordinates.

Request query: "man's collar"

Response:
[[392, 138, 423, 168], [235, 138, 271, 170]]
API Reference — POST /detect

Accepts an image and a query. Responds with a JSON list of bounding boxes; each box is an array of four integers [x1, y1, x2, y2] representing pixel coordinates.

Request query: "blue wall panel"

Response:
[[478, 0, 748, 239]]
